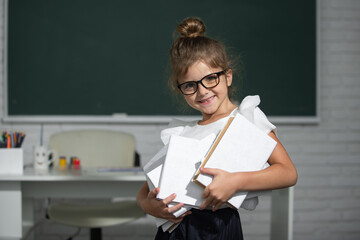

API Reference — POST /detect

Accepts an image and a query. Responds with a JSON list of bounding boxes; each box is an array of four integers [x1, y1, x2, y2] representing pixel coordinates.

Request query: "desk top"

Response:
[[0, 167, 145, 182]]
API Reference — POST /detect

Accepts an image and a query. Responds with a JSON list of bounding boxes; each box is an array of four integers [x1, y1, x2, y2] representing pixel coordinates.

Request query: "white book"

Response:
[[144, 142, 206, 233], [193, 113, 277, 209], [157, 134, 216, 206]]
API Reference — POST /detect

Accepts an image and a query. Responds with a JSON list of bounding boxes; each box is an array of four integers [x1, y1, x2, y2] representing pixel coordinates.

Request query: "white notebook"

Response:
[[193, 113, 277, 209], [157, 134, 216, 206], [144, 142, 206, 233]]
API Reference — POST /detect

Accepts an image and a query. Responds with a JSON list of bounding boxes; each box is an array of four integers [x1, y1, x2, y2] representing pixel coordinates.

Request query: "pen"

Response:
[[1, 131, 6, 143], [2, 135, 6, 148], [11, 134, 15, 148], [18, 133, 26, 147], [7, 135, 11, 148], [13, 132, 17, 147]]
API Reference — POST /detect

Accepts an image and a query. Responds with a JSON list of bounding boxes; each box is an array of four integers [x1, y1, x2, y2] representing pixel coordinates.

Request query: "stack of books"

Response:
[[144, 113, 277, 232]]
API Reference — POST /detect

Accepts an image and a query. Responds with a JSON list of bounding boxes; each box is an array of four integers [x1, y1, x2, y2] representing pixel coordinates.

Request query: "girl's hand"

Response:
[[199, 168, 238, 211], [141, 187, 191, 223]]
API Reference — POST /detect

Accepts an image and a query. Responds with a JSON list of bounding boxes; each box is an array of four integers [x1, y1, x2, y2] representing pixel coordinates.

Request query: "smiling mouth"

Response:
[[198, 95, 215, 104]]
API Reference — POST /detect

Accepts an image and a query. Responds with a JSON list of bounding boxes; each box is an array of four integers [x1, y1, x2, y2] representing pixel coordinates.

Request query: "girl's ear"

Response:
[[225, 69, 233, 87]]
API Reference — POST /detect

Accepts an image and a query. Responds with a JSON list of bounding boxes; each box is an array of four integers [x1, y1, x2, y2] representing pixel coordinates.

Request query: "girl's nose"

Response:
[[197, 83, 209, 96]]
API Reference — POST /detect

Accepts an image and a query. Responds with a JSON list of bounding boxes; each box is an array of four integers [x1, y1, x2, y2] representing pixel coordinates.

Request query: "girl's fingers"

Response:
[[180, 210, 192, 218], [202, 187, 210, 198], [169, 217, 184, 223], [162, 193, 177, 205], [207, 199, 217, 210], [168, 202, 185, 213], [200, 196, 214, 210], [168, 210, 192, 223], [148, 187, 159, 198], [212, 202, 223, 211], [200, 168, 218, 176]]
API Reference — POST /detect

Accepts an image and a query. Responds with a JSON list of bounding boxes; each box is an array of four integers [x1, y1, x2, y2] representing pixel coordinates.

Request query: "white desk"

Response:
[[0, 168, 146, 239], [0, 168, 293, 240]]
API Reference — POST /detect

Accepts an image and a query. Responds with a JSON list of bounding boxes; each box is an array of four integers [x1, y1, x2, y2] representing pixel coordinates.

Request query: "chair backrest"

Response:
[[49, 130, 136, 168]]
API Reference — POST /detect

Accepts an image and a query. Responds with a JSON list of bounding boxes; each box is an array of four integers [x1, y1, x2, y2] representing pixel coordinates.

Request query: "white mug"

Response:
[[33, 146, 55, 171]]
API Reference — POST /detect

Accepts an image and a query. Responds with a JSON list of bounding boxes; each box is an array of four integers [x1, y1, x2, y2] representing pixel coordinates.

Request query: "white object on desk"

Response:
[[0, 148, 23, 174], [33, 146, 55, 171]]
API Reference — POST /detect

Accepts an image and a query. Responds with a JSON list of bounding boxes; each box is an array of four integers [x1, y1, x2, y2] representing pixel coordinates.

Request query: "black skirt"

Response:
[[154, 208, 243, 240]]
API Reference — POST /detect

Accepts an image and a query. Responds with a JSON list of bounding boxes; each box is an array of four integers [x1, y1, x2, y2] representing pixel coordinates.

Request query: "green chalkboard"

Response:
[[8, 0, 316, 116]]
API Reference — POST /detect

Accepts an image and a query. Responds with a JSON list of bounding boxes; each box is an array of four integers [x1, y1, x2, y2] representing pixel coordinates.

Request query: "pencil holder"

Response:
[[0, 149, 23, 174]]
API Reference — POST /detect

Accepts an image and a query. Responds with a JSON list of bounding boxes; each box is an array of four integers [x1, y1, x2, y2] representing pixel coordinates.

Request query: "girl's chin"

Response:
[[197, 105, 217, 115]]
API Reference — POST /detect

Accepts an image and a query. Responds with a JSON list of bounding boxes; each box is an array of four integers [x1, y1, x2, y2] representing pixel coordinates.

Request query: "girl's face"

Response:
[[178, 61, 234, 121]]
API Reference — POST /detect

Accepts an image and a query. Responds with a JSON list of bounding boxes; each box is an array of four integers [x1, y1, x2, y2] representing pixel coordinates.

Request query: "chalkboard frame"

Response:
[[3, 0, 320, 124]]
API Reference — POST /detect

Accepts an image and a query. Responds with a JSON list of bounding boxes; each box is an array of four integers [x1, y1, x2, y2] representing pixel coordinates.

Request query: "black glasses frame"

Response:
[[177, 70, 226, 95]]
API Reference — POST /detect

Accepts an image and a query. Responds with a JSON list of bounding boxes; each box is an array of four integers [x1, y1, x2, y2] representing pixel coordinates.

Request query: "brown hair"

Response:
[[169, 17, 236, 96]]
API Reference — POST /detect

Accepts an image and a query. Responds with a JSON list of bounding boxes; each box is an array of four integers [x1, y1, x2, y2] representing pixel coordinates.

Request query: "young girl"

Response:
[[137, 17, 297, 240]]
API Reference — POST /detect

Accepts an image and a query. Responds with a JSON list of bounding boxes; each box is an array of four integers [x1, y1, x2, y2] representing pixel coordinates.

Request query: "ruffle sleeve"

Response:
[[238, 95, 277, 135]]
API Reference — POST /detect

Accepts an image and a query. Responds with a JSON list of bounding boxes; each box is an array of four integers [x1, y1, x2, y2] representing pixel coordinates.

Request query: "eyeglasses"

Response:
[[177, 70, 226, 95]]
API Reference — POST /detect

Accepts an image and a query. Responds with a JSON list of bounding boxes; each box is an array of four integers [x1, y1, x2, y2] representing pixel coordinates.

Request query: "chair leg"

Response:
[[90, 228, 102, 240]]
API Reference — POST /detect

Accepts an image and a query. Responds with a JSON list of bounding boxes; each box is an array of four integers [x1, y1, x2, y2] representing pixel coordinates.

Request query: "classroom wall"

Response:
[[1, 0, 360, 239]]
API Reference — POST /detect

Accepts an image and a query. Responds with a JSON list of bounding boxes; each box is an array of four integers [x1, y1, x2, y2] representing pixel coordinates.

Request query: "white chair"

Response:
[[47, 130, 144, 240]]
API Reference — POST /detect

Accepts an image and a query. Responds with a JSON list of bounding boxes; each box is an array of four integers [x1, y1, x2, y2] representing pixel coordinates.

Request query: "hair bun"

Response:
[[176, 17, 206, 38]]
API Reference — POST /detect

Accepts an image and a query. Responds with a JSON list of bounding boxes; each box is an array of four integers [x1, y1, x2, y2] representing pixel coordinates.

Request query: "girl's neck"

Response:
[[198, 102, 237, 125]]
